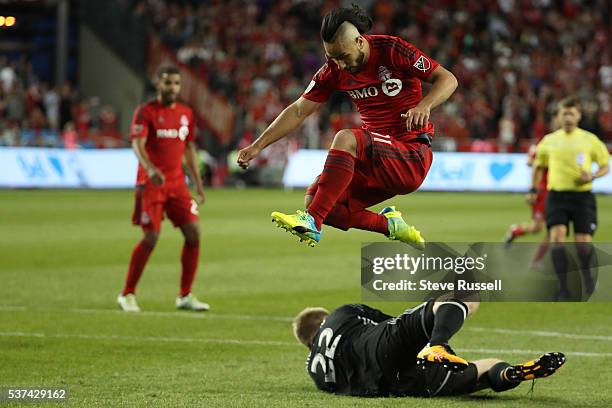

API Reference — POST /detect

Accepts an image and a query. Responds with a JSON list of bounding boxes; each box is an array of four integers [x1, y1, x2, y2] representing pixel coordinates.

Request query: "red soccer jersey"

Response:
[[303, 34, 440, 140], [130, 100, 195, 186], [528, 143, 548, 191]]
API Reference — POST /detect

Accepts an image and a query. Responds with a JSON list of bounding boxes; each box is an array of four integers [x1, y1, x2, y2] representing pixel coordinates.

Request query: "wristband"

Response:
[[529, 187, 537, 194]]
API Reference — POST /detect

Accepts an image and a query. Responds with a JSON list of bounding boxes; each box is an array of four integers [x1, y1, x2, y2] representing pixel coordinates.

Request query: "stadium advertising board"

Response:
[[283, 149, 612, 193], [0, 147, 137, 188], [2, 147, 610, 192]]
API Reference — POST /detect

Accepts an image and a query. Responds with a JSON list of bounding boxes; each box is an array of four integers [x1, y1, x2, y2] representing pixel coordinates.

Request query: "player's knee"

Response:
[[182, 223, 200, 245], [549, 226, 566, 243], [331, 130, 357, 156], [465, 301, 479, 316], [143, 231, 159, 247], [473, 358, 503, 379], [575, 234, 592, 243]]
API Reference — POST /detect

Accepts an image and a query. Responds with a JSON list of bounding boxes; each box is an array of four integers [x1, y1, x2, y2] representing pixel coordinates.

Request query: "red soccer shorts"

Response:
[[306, 128, 433, 211], [132, 181, 199, 232], [532, 189, 548, 221]]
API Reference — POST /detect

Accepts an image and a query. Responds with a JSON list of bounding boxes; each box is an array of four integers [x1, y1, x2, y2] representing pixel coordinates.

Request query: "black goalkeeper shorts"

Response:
[[374, 300, 478, 397]]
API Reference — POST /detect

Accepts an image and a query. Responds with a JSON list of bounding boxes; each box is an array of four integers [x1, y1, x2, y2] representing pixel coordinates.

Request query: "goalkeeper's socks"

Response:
[[429, 300, 469, 346], [308, 149, 355, 230], [487, 362, 521, 392]]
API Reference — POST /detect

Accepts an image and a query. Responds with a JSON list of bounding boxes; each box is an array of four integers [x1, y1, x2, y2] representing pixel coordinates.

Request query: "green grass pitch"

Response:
[[1, 189, 611, 407]]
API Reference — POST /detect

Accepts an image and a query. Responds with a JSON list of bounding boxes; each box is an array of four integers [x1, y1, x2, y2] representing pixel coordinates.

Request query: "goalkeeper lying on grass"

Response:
[[294, 297, 564, 397]]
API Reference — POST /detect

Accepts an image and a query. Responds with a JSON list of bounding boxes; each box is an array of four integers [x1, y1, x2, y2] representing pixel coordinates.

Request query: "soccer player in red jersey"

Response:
[[504, 145, 548, 241], [504, 107, 561, 265], [504, 144, 550, 265], [237, 5, 458, 248], [117, 66, 209, 312]]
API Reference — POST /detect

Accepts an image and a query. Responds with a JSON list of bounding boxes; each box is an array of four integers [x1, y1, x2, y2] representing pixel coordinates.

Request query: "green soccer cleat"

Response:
[[271, 210, 321, 247], [380, 206, 425, 250]]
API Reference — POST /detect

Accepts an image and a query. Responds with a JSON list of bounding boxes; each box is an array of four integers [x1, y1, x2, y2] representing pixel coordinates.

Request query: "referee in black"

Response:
[[531, 97, 610, 300], [293, 300, 565, 397]]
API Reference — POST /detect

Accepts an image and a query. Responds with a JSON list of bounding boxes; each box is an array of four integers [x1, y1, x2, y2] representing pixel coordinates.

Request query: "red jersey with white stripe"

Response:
[[303, 34, 439, 141], [130, 100, 195, 186]]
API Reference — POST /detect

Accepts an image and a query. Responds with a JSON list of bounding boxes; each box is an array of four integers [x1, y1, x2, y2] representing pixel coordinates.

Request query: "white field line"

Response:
[[0, 331, 611, 358], [0, 305, 292, 322], [3, 306, 612, 343], [466, 327, 612, 342], [71, 308, 293, 322], [0, 331, 296, 347], [457, 348, 612, 358]]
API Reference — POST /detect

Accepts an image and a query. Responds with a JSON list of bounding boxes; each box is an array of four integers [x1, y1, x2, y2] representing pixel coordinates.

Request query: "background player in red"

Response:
[[117, 66, 209, 312], [504, 111, 561, 264], [237, 5, 458, 249], [504, 144, 549, 263]]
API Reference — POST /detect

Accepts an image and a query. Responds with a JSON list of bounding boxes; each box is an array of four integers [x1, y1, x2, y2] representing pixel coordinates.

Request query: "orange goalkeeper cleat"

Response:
[[417, 344, 469, 371], [503, 352, 566, 381]]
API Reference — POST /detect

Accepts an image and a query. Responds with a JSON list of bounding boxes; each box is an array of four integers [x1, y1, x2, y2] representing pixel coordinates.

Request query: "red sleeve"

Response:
[[390, 37, 440, 81], [302, 61, 338, 103], [130, 105, 149, 140]]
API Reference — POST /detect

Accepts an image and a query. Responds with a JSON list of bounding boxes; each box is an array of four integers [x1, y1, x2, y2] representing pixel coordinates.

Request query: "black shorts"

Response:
[[374, 301, 478, 397], [546, 190, 597, 235]]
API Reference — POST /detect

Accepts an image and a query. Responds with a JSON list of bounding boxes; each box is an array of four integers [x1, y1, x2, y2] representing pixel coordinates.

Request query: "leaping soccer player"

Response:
[[237, 5, 458, 247]]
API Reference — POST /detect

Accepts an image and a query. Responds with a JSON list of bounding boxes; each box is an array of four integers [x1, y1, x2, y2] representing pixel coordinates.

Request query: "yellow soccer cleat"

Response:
[[271, 210, 321, 247], [417, 344, 469, 371], [380, 206, 425, 250]]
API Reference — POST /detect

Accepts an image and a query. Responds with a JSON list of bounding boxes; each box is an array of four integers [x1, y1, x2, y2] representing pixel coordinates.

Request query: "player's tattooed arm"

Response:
[[237, 97, 321, 169], [131, 138, 165, 185], [184, 141, 205, 204], [402, 66, 458, 131]]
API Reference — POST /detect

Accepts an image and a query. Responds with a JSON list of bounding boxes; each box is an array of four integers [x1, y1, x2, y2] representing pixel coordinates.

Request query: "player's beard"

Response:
[[160, 92, 178, 106], [347, 51, 366, 74]]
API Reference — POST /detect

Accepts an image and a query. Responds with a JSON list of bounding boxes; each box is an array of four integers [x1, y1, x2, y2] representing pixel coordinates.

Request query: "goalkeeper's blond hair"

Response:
[[293, 307, 329, 347]]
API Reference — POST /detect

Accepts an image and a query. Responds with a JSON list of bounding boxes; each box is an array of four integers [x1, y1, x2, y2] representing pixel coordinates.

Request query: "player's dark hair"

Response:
[[558, 96, 582, 111], [155, 65, 181, 80], [320, 3, 373, 43]]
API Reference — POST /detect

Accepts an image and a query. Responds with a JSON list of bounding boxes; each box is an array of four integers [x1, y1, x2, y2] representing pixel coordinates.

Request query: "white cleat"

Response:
[[117, 294, 141, 312], [176, 294, 210, 311]]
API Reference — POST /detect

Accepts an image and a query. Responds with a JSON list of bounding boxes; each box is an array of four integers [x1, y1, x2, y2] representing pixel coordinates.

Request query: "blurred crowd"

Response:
[[0, 57, 124, 148], [134, 0, 610, 156], [4, 0, 610, 156]]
